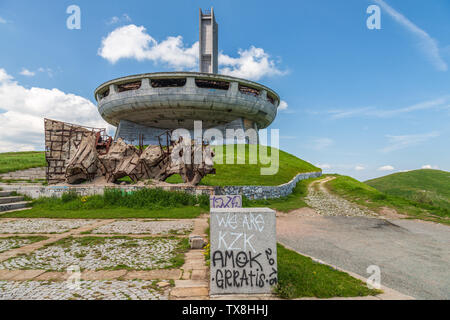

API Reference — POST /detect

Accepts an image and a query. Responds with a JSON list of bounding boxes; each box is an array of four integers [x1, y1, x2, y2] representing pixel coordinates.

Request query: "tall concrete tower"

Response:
[[199, 8, 218, 74], [96, 8, 280, 146]]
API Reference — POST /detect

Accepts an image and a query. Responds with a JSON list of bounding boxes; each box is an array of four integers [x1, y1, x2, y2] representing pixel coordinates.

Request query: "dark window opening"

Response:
[[151, 78, 186, 88], [99, 89, 110, 100], [239, 84, 260, 97], [258, 110, 268, 117], [195, 79, 230, 90], [117, 81, 142, 92], [267, 94, 276, 105]]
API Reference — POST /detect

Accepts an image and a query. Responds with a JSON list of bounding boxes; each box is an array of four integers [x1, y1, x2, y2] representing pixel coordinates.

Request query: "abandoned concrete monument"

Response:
[[44, 8, 280, 186], [94, 8, 280, 146]]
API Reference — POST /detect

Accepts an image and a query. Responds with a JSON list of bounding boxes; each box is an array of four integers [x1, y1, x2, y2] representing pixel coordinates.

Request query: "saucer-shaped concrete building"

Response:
[[95, 8, 280, 145]]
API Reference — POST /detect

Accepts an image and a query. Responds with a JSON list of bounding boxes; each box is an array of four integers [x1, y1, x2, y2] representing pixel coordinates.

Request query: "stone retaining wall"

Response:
[[0, 171, 322, 201], [213, 171, 322, 200]]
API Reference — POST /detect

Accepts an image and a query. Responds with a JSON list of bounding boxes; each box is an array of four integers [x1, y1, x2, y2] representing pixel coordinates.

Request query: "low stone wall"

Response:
[[0, 171, 322, 200], [214, 171, 322, 200], [0, 184, 214, 200]]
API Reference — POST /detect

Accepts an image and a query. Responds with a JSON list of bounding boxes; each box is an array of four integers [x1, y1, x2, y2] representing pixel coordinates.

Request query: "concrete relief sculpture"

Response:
[[44, 119, 215, 186]]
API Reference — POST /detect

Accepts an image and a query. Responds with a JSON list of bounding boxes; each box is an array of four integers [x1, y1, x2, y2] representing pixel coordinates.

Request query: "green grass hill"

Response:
[[0, 151, 46, 174], [0, 146, 320, 186], [326, 172, 450, 225], [365, 169, 450, 213]]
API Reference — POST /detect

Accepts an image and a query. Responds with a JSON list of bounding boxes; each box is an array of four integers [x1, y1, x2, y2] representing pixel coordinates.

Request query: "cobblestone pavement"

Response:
[[0, 219, 97, 234], [0, 237, 44, 253], [0, 217, 209, 300], [0, 280, 168, 300], [92, 220, 194, 235], [305, 177, 378, 217], [0, 237, 181, 271]]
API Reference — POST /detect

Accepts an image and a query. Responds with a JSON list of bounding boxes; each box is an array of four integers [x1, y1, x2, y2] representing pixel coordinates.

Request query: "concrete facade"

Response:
[[94, 9, 280, 146], [95, 72, 279, 145], [199, 8, 218, 74]]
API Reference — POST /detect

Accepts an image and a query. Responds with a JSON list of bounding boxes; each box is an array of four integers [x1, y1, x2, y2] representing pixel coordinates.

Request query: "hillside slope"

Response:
[[0, 152, 46, 174], [1, 146, 320, 187], [327, 174, 449, 225], [168, 144, 320, 186], [366, 169, 450, 213]]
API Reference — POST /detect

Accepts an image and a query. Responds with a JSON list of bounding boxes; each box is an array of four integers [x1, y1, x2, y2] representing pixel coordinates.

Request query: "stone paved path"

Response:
[[278, 177, 450, 300], [0, 280, 168, 300], [0, 217, 209, 300], [92, 220, 194, 235], [0, 219, 98, 234], [305, 177, 378, 217]]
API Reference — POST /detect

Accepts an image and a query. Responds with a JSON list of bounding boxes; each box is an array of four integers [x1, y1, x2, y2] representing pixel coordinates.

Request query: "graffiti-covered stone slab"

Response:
[[210, 208, 278, 295], [210, 195, 242, 209]]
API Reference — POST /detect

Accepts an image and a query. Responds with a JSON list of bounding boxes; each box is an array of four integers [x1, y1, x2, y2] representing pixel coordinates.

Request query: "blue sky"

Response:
[[0, 0, 449, 181]]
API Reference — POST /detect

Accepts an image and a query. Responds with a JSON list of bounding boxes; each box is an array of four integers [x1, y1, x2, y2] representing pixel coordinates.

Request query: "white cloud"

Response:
[[317, 163, 332, 170], [107, 14, 132, 25], [355, 165, 365, 171], [325, 96, 450, 119], [0, 68, 110, 152], [382, 131, 439, 153], [421, 164, 439, 169], [19, 68, 35, 77], [374, 0, 447, 71], [312, 138, 333, 150], [98, 24, 285, 80], [219, 46, 286, 80], [98, 25, 198, 68], [0, 17, 7, 24], [37, 67, 54, 77], [378, 165, 395, 171], [278, 100, 288, 111]]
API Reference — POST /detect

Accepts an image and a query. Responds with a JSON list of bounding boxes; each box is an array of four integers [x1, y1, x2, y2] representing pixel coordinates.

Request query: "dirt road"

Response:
[[277, 177, 450, 299]]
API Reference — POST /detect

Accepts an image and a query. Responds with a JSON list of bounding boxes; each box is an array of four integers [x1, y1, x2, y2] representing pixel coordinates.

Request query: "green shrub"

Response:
[[61, 191, 78, 203], [32, 187, 208, 211]]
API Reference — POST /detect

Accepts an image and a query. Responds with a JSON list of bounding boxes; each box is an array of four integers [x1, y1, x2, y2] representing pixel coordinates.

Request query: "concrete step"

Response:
[[0, 191, 12, 197], [0, 196, 24, 204], [0, 207, 32, 215], [0, 201, 30, 212]]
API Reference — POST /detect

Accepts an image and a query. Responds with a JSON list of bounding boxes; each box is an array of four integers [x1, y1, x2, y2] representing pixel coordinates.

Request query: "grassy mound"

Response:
[[0, 151, 46, 174], [0, 146, 319, 187], [167, 145, 320, 186], [327, 175, 449, 225], [366, 169, 450, 213]]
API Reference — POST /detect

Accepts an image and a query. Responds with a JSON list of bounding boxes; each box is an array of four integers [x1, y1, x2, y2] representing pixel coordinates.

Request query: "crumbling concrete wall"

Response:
[[44, 119, 106, 184], [45, 119, 215, 186]]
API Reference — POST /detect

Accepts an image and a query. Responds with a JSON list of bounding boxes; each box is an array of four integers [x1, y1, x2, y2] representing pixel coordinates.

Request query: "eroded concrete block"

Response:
[[189, 235, 206, 249], [210, 208, 278, 295]]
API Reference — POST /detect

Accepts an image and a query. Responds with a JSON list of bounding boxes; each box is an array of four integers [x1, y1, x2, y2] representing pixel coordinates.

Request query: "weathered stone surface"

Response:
[[7, 270, 46, 281], [210, 208, 278, 295], [210, 195, 242, 209], [65, 133, 99, 184], [189, 235, 205, 249], [124, 269, 182, 280], [170, 287, 209, 298], [214, 171, 322, 200], [45, 119, 215, 186], [81, 270, 127, 280], [191, 269, 207, 280]]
